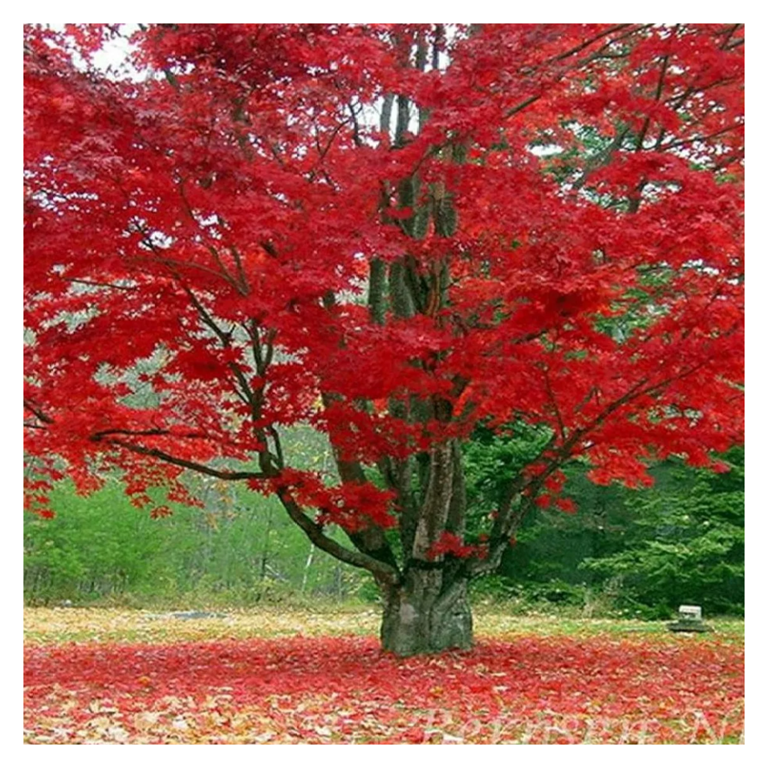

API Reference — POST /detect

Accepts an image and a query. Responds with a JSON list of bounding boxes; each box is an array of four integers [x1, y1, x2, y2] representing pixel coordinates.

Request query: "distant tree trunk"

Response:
[[301, 543, 315, 593], [258, 505, 274, 581], [332, 561, 343, 598]]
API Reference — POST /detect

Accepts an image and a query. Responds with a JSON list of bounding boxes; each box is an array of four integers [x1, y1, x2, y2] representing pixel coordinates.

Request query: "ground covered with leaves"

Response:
[[24, 608, 744, 744]]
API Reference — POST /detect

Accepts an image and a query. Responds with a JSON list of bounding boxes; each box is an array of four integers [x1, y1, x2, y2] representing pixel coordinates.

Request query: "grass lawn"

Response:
[[23, 606, 744, 744]]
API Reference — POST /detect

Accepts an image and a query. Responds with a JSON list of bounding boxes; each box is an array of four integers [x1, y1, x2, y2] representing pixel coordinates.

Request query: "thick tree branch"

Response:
[[277, 490, 400, 585], [318, 292, 400, 569], [91, 434, 268, 481]]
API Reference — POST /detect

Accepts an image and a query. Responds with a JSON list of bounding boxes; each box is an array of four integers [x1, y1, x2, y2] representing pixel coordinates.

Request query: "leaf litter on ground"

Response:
[[24, 607, 744, 744]]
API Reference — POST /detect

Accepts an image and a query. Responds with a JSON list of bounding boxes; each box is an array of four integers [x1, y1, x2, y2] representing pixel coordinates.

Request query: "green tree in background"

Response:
[[463, 431, 744, 618], [579, 447, 744, 618], [24, 479, 367, 605]]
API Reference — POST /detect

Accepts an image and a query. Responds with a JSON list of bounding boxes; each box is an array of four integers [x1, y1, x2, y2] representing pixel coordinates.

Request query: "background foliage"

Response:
[[25, 432, 744, 618]]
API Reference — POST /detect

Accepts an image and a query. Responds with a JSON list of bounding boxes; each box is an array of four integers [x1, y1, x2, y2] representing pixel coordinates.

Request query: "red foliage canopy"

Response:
[[24, 24, 743, 579]]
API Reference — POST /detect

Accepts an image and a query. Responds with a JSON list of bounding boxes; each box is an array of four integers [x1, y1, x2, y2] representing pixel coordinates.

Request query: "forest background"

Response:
[[24, 434, 745, 621]]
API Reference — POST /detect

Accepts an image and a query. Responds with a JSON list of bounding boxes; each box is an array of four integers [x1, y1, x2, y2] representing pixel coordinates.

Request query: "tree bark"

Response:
[[379, 440, 473, 655], [380, 573, 472, 655]]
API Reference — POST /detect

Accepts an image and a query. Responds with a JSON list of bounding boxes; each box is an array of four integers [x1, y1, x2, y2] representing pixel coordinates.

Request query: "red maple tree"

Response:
[[24, 24, 744, 654]]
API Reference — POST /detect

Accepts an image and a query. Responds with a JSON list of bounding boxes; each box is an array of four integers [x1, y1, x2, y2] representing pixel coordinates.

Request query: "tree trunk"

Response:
[[379, 439, 472, 655], [380, 572, 472, 656]]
